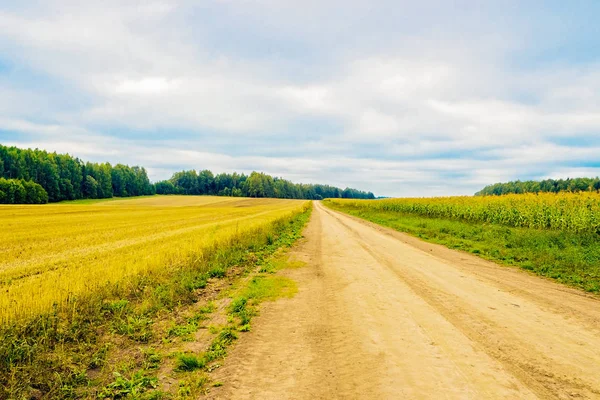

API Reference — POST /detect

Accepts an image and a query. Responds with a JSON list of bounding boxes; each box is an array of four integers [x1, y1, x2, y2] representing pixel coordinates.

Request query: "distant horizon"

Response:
[[1, 1, 599, 197], [5, 141, 600, 200]]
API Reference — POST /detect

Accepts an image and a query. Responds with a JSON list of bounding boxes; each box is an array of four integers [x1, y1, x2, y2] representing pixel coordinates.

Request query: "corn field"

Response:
[[325, 192, 600, 233]]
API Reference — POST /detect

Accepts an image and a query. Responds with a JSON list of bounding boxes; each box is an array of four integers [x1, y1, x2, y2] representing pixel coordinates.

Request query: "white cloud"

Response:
[[113, 77, 181, 95]]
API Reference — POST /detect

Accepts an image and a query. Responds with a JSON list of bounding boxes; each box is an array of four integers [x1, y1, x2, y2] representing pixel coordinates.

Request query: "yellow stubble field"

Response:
[[0, 195, 307, 323]]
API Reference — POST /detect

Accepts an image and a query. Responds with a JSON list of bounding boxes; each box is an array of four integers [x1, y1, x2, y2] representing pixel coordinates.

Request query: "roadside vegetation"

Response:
[[325, 194, 600, 293], [0, 197, 311, 399]]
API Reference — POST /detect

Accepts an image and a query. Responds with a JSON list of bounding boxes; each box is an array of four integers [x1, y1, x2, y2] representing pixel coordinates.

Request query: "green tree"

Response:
[[155, 180, 177, 194], [477, 177, 600, 196], [83, 175, 99, 198], [198, 170, 215, 195], [244, 172, 264, 197]]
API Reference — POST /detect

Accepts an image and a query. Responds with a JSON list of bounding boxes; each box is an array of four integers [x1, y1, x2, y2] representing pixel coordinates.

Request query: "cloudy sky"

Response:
[[1, 1, 599, 197]]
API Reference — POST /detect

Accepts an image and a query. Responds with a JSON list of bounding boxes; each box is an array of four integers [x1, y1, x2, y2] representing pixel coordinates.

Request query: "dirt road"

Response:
[[210, 201, 600, 399]]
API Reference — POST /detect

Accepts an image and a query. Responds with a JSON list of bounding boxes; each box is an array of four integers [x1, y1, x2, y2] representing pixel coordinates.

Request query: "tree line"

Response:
[[0, 144, 154, 204], [476, 177, 600, 196], [0, 144, 375, 204], [155, 170, 375, 200]]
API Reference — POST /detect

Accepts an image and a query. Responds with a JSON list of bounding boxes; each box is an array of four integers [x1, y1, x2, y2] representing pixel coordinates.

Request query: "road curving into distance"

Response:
[[210, 201, 600, 399]]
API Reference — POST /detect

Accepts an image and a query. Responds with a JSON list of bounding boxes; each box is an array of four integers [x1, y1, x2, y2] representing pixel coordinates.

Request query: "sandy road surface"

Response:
[[210, 202, 600, 399]]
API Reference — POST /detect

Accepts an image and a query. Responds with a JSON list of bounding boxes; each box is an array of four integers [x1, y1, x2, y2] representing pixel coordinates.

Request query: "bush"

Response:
[[0, 178, 48, 204]]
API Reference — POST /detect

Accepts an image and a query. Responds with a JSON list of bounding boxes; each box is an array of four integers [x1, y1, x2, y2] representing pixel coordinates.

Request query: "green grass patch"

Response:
[[172, 327, 239, 375], [175, 354, 206, 372], [228, 275, 297, 332], [326, 203, 600, 293], [98, 370, 159, 399], [167, 303, 215, 340], [177, 375, 210, 398], [112, 315, 154, 343], [244, 275, 298, 301], [259, 255, 306, 273], [142, 348, 162, 371]]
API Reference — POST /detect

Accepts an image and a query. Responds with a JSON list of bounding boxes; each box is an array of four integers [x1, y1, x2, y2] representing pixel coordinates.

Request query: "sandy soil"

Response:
[[208, 201, 600, 399]]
